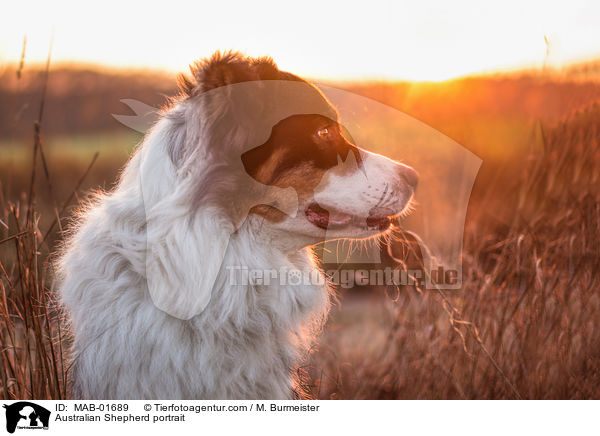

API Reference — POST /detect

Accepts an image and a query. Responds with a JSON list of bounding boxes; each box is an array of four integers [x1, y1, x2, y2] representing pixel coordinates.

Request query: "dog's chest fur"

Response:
[[60, 191, 330, 399]]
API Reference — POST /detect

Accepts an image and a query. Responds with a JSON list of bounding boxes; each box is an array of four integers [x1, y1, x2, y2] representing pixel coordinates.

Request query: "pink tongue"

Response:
[[305, 203, 352, 230]]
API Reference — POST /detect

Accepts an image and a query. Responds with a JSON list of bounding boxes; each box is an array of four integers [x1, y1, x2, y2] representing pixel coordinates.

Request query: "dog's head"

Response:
[[241, 113, 417, 241], [175, 51, 417, 246], [142, 51, 418, 318]]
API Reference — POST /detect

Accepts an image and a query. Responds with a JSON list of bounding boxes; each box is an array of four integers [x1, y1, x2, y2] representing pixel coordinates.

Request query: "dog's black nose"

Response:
[[398, 164, 419, 190]]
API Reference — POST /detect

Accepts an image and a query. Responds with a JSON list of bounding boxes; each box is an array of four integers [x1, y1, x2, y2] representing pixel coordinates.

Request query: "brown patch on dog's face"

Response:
[[241, 114, 363, 222]]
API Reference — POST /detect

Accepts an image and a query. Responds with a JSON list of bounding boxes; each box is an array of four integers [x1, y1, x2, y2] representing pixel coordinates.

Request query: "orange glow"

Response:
[[1, 0, 600, 81]]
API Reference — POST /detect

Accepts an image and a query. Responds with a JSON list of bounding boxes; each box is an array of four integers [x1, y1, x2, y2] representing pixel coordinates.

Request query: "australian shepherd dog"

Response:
[[57, 51, 418, 399]]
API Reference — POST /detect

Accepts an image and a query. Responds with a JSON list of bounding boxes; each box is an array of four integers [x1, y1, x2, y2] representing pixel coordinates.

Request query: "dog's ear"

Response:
[[140, 125, 234, 320], [144, 206, 233, 320], [177, 50, 280, 97], [177, 51, 285, 132]]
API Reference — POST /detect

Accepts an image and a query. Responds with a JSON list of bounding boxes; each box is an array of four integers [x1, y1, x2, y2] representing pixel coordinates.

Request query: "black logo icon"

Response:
[[2, 402, 50, 434]]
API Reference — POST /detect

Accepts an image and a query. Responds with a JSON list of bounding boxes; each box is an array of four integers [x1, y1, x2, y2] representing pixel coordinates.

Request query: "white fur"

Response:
[[57, 79, 415, 399], [57, 100, 332, 399]]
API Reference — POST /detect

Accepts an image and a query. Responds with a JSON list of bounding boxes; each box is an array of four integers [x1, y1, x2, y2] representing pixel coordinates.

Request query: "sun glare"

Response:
[[1, 0, 599, 81]]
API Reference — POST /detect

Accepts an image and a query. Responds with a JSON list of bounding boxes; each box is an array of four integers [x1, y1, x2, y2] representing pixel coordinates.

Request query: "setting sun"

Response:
[[1, 0, 600, 81]]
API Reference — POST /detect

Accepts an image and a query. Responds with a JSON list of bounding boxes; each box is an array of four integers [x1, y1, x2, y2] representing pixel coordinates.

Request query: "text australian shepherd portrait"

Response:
[[57, 51, 418, 400]]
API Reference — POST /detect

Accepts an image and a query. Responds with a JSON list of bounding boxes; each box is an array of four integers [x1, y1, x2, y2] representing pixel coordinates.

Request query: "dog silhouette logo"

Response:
[[2, 402, 50, 433]]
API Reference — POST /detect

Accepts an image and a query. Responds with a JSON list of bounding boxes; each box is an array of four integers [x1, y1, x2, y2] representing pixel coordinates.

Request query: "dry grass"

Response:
[[0, 194, 68, 399], [307, 104, 600, 399], [1, 48, 70, 399], [1, 66, 599, 399]]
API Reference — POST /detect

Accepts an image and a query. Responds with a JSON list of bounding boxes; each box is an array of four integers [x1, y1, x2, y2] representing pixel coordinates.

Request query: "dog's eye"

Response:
[[317, 127, 333, 140]]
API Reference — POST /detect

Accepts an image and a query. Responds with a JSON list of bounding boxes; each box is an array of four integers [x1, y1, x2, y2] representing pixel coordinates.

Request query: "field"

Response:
[[1, 65, 599, 399]]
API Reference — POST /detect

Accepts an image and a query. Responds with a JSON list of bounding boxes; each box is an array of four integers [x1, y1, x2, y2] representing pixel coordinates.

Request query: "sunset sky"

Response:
[[1, 0, 599, 81]]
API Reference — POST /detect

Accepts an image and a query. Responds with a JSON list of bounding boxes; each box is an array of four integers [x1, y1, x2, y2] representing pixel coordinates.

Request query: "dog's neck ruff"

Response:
[[58, 112, 331, 399]]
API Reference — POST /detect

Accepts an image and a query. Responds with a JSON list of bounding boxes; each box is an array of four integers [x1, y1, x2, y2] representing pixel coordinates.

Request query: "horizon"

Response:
[[3, 56, 600, 86]]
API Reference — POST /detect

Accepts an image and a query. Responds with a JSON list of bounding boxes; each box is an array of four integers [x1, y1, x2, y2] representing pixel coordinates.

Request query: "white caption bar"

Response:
[[1, 400, 596, 436]]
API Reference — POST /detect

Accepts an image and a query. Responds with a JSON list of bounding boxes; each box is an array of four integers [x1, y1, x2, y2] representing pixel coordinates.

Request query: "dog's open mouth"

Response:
[[304, 203, 395, 231]]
